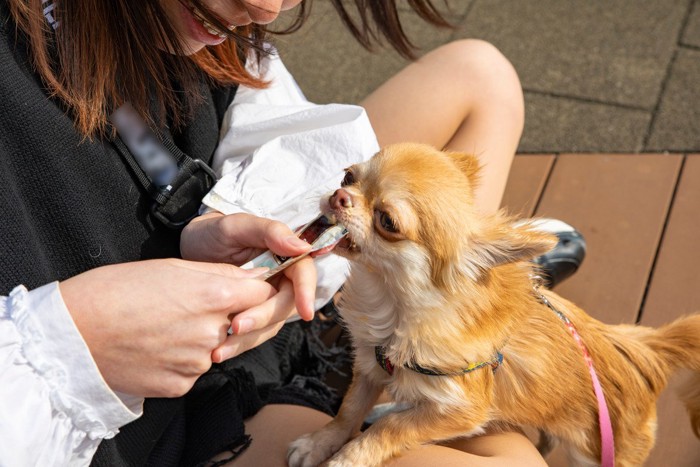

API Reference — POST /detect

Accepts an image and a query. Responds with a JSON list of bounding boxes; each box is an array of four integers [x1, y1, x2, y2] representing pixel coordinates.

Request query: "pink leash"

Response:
[[534, 281, 615, 467]]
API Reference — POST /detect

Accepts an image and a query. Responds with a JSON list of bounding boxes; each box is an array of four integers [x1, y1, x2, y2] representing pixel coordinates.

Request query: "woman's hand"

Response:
[[211, 273, 311, 363], [60, 259, 280, 398], [181, 211, 311, 267], [180, 210, 318, 323], [61, 213, 320, 398]]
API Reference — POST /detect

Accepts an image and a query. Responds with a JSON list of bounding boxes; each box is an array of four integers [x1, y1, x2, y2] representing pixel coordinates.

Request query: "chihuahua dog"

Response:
[[287, 143, 700, 467]]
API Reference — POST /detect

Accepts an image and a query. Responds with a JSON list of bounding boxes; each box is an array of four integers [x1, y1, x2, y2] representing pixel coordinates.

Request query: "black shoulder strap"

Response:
[[110, 103, 217, 228]]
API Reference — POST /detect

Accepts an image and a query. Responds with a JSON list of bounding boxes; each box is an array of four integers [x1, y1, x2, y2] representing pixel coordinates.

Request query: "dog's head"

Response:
[[322, 143, 557, 291]]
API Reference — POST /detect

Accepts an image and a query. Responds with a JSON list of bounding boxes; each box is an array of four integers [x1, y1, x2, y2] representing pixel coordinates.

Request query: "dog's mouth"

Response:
[[312, 210, 360, 256], [335, 233, 359, 253], [298, 213, 349, 258]]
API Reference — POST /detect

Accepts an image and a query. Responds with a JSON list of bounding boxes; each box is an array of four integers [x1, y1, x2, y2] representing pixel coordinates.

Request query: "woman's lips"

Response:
[[178, 2, 230, 46]]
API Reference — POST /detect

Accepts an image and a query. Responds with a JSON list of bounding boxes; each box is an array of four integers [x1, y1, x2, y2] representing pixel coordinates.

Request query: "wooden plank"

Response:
[[500, 154, 555, 216], [500, 154, 690, 466], [642, 155, 700, 320], [534, 154, 682, 324], [640, 154, 700, 467], [642, 374, 699, 467]]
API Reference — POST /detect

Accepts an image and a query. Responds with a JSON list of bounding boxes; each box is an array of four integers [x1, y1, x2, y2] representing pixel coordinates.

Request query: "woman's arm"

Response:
[[1, 214, 315, 464]]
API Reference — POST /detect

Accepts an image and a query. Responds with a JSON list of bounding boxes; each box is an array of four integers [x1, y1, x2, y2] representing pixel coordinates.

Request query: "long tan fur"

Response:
[[287, 143, 700, 467]]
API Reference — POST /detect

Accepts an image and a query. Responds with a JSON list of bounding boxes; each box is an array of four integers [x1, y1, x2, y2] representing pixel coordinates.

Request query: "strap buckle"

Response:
[[150, 159, 217, 228], [110, 104, 218, 229]]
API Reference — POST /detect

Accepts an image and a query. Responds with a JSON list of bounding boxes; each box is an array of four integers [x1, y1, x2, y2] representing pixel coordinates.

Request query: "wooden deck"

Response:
[[500, 154, 700, 466]]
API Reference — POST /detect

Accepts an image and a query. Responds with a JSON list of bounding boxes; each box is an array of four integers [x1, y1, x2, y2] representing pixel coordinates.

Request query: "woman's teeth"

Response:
[[191, 5, 234, 39]]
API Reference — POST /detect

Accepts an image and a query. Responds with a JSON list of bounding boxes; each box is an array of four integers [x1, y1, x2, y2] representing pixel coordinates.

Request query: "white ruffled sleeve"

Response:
[[0, 282, 143, 466]]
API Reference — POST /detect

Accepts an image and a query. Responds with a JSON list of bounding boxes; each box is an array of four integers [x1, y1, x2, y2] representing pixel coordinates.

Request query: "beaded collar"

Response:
[[374, 346, 503, 377]]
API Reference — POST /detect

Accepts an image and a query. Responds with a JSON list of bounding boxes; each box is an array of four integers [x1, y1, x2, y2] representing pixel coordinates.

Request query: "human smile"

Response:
[[190, 3, 236, 38], [178, 1, 236, 46]]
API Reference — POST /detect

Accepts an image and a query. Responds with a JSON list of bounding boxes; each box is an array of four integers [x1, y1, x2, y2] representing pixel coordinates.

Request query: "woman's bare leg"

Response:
[[221, 405, 545, 466], [361, 39, 524, 214]]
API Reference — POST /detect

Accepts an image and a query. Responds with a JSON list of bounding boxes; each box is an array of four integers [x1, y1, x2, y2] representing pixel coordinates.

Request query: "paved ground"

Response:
[[274, 0, 700, 153]]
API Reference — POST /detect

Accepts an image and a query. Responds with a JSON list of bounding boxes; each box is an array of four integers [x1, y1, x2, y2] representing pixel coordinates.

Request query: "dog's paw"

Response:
[[325, 439, 383, 467], [287, 429, 349, 467], [325, 456, 358, 467]]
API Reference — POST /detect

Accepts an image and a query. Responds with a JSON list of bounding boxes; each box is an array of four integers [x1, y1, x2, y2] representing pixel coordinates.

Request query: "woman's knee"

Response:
[[428, 39, 520, 83], [422, 39, 524, 118]]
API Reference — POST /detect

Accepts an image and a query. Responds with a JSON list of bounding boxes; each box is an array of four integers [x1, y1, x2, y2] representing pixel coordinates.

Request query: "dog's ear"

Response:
[[461, 219, 558, 279], [446, 151, 481, 188]]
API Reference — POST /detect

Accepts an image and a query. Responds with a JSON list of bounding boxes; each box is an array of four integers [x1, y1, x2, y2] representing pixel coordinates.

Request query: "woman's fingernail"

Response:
[[285, 235, 311, 249], [236, 318, 255, 335]]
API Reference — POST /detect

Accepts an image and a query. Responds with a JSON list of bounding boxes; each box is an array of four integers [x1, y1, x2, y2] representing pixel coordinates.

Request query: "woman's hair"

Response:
[[6, 0, 449, 136]]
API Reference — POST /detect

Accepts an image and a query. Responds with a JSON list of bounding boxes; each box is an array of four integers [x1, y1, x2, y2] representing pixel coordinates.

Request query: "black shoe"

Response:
[[530, 219, 586, 288]]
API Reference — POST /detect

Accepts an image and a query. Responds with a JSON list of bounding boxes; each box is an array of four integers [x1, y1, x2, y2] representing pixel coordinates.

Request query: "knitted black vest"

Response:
[[0, 15, 236, 294], [0, 8, 240, 465]]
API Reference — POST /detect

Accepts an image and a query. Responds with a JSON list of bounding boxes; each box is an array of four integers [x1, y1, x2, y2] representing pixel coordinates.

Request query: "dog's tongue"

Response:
[[309, 224, 348, 257], [296, 214, 348, 257]]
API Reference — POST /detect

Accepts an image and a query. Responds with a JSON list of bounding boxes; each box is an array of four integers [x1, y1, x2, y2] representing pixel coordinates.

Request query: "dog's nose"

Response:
[[330, 188, 353, 209]]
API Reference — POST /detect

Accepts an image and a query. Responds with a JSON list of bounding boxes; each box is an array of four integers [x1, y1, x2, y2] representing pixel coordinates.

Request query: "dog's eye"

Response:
[[378, 211, 398, 233], [341, 170, 355, 187]]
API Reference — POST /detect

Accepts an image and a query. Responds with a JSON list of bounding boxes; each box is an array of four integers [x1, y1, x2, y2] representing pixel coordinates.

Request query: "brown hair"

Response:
[[6, 0, 448, 136]]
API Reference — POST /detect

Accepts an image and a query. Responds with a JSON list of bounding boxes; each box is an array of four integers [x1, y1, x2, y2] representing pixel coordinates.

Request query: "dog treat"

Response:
[[241, 213, 348, 280]]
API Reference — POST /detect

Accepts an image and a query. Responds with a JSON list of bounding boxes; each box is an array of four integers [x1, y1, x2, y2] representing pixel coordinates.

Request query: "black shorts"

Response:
[[91, 314, 350, 467]]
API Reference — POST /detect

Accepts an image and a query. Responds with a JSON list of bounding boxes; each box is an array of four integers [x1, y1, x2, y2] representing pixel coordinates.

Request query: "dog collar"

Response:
[[374, 346, 503, 377]]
